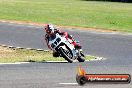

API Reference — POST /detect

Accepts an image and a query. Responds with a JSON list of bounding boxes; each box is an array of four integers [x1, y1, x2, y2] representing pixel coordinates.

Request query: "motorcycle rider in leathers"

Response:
[[44, 24, 81, 57]]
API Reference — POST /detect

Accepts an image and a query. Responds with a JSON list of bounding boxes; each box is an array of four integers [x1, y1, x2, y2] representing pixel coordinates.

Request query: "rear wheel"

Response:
[[59, 47, 73, 63], [77, 56, 85, 62]]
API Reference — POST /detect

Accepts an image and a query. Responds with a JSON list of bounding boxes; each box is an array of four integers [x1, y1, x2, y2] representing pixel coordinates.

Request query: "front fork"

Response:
[[76, 49, 85, 57]]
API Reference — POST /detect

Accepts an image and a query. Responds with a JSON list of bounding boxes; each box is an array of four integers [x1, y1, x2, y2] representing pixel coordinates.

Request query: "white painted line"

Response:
[[44, 58, 104, 63], [0, 58, 104, 65], [15, 62, 30, 64], [26, 48, 32, 50], [45, 60, 90, 63], [94, 57, 104, 60], [16, 47, 24, 49], [1, 45, 7, 47], [0, 63, 19, 65], [36, 49, 44, 51], [59, 83, 78, 85], [45, 61, 67, 63], [0, 62, 30, 65], [85, 60, 90, 61], [8, 46, 15, 48], [44, 50, 50, 51]]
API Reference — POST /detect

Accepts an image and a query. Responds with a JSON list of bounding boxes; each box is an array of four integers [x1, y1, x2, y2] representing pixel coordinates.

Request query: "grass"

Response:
[[0, 46, 95, 63], [0, 0, 132, 32]]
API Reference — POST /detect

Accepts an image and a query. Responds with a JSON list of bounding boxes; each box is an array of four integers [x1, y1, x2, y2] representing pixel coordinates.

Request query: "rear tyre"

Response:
[[77, 56, 85, 62], [59, 47, 73, 63]]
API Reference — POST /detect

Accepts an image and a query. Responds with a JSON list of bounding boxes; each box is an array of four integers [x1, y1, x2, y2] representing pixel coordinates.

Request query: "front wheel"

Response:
[[59, 47, 73, 63], [78, 51, 85, 62]]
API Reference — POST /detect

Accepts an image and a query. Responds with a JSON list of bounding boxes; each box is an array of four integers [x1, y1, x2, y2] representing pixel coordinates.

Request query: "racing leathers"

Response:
[[45, 29, 81, 57]]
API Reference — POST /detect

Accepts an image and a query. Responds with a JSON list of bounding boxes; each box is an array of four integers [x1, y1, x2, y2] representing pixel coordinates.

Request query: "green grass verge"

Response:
[[0, 46, 95, 63], [0, 0, 132, 32]]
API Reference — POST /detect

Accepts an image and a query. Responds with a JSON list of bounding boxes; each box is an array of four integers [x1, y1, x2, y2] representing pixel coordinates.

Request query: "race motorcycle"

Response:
[[48, 33, 85, 63]]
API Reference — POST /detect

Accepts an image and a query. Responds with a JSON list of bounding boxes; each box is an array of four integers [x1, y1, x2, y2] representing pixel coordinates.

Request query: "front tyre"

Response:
[[59, 47, 73, 63]]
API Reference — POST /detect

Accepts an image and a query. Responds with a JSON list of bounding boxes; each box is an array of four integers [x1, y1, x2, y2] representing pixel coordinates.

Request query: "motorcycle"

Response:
[[48, 33, 85, 63]]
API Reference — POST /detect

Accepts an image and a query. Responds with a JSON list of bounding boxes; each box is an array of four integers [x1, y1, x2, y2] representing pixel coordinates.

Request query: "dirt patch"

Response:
[[0, 46, 15, 58], [0, 46, 14, 53], [0, 20, 117, 33]]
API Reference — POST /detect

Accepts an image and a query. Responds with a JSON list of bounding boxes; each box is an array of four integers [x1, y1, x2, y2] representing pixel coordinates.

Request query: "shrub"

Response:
[[82, 0, 132, 3]]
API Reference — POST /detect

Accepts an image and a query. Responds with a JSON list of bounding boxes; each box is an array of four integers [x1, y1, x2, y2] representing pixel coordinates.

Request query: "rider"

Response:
[[44, 24, 81, 57]]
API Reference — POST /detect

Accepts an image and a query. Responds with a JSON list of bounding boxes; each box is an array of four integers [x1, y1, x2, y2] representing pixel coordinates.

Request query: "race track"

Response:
[[0, 22, 132, 88]]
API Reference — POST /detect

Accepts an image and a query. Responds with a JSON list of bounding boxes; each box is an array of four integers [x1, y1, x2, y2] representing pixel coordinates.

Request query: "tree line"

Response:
[[83, 0, 132, 2]]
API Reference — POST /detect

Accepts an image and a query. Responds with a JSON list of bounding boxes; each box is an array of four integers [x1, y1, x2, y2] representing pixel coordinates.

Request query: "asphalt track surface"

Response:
[[0, 22, 132, 88]]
